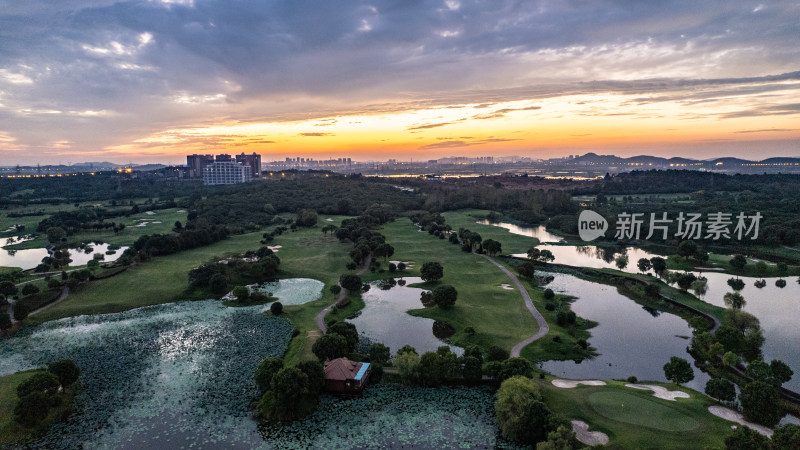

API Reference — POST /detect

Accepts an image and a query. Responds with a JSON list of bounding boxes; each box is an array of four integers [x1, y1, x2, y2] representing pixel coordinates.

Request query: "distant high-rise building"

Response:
[[203, 161, 252, 185], [215, 154, 232, 162], [186, 154, 214, 178], [235, 152, 262, 178]]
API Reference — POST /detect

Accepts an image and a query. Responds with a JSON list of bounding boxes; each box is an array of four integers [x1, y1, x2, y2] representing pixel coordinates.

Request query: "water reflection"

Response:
[[347, 277, 463, 355], [475, 220, 564, 243], [0, 242, 128, 270], [539, 272, 710, 393]]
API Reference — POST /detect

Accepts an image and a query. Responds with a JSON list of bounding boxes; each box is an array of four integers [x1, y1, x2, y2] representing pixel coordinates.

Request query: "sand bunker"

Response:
[[267, 245, 282, 252], [325, 218, 334, 222], [552, 379, 607, 388], [708, 406, 773, 437], [145, 211, 156, 215], [625, 384, 690, 401], [572, 420, 609, 446], [499, 284, 514, 290]]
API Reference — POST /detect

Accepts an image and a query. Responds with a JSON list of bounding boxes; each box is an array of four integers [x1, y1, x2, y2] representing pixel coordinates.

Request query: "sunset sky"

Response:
[[1, 0, 798, 165]]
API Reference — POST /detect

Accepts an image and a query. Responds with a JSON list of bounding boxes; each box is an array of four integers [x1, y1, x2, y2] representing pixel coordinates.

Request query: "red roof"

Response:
[[324, 358, 362, 381]]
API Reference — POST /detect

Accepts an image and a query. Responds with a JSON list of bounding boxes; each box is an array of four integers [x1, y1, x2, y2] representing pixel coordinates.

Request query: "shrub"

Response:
[[48, 360, 80, 387], [329, 284, 342, 295], [14, 391, 52, 427], [270, 301, 283, 315], [13, 302, 31, 321], [543, 288, 554, 300], [17, 372, 61, 398], [627, 376, 638, 383]]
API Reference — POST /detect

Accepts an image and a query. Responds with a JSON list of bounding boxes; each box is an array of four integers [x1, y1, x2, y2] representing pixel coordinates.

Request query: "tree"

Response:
[[650, 257, 667, 275], [327, 321, 359, 351], [270, 367, 309, 414], [14, 391, 52, 427], [394, 351, 420, 384], [46, 226, 66, 243], [517, 261, 535, 279], [369, 343, 391, 365], [500, 357, 534, 380], [21, 284, 40, 296], [740, 381, 782, 427], [420, 262, 444, 282], [772, 424, 800, 450], [729, 254, 747, 272], [0, 311, 12, 331], [770, 359, 794, 385], [614, 255, 628, 270], [462, 356, 483, 382], [297, 360, 325, 394], [0, 281, 17, 297], [312, 333, 348, 361], [12, 302, 30, 321], [432, 285, 457, 309], [724, 426, 771, 450], [543, 288, 555, 300], [495, 376, 554, 445], [483, 239, 502, 256], [663, 356, 694, 385], [270, 301, 283, 315], [397, 262, 406, 272], [48, 360, 80, 387], [208, 273, 228, 295], [722, 351, 739, 367], [723, 292, 746, 310], [537, 425, 580, 450], [487, 345, 509, 362], [677, 240, 698, 260], [637, 258, 652, 273], [254, 357, 284, 393], [232, 285, 250, 303], [17, 372, 61, 398], [705, 378, 736, 402], [295, 209, 318, 227], [418, 352, 445, 386], [339, 274, 362, 292]]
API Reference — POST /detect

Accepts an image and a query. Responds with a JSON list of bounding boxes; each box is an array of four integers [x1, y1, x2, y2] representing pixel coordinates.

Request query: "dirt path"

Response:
[[480, 254, 549, 357], [315, 255, 372, 333]]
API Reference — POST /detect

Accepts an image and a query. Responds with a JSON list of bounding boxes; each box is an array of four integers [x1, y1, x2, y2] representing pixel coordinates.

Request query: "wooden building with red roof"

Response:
[[323, 357, 371, 396]]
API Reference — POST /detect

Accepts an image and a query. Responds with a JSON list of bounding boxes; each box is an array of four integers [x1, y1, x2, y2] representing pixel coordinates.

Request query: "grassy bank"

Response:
[[537, 375, 732, 449], [27, 231, 266, 323], [381, 219, 539, 353]]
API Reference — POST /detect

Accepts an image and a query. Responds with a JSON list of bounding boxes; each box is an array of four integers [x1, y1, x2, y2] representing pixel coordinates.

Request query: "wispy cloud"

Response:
[[298, 132, 335, 137]]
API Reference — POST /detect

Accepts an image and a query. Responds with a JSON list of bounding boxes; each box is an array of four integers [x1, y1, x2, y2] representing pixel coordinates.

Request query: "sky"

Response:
[[0, 0, 798, 165]]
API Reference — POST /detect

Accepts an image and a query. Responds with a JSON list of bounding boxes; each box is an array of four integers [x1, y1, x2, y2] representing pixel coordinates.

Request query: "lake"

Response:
[[0, 242, 128, 271], [347, 277, 463, 356]]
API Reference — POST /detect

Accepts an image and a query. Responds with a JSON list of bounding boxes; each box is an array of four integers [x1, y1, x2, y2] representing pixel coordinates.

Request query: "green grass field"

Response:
[[538, 377, 733, 448], [380, 218, 540, 353], [441, 209, 541, 254], [27, 231, 266, 323]]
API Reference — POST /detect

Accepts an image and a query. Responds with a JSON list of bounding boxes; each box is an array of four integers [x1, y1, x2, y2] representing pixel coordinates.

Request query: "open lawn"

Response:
[[441, 209, 541, 254], [538, 376, 733, 449], [381, 219, 539, 353], [27, 231, 266, 323], [268, 216, 356, 365]]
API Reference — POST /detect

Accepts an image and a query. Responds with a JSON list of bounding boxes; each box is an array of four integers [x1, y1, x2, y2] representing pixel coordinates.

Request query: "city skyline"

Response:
[[1, 1, 799, 165]]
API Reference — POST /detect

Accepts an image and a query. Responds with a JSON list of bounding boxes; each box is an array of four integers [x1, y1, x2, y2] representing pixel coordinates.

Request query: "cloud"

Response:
[[419, 140, 476, 150], [735, 128, 798, 134], [406, 122, 454, 131], [298, 132, 335, 137]]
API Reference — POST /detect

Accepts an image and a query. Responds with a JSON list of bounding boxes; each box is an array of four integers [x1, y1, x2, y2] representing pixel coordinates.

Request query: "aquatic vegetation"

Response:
[[258, 278, 324, 306]]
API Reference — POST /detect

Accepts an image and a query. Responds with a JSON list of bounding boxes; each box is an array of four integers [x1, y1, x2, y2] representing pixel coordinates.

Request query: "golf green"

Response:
[[588, 391, 699, 432]]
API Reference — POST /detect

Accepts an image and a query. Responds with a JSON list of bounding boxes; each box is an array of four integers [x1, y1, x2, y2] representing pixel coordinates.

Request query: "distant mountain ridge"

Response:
[[570, 152, 800, 167]]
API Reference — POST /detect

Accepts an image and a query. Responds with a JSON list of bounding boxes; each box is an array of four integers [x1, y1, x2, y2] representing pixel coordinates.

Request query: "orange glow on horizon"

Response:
[[104, 86, 800, 161]]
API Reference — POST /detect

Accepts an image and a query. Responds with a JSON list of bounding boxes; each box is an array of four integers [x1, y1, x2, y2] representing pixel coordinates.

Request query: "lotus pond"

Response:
[[1, 287, 501, 448]]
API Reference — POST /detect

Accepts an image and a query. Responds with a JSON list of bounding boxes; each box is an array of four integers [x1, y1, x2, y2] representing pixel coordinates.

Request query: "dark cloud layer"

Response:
[[0, 0, 798, 162]]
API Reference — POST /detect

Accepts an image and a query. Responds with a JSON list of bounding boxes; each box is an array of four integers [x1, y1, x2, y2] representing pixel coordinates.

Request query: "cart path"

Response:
[[316, 255, 371, 333], [481, 254, 549, 357]]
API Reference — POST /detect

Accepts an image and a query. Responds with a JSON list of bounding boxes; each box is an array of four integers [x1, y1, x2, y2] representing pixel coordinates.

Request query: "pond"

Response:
[[347, 277, 463, 356], [538, 272, 711, 393], [0, 242, 129, 271], [685, 271, 800, 393], [257, 278, 324, 306], [1, 296, 497, 448], [475, 220, 564, 243]]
